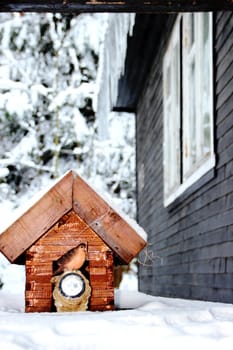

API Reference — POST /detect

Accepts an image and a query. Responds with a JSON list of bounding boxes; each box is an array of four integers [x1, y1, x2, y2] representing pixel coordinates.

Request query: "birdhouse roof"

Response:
[[0, 170, 147, 264]]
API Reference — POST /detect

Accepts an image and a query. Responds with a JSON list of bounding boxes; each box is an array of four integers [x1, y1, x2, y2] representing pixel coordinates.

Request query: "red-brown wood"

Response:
[[0, 171, 73, 263], [0, 170, 146, 266], [25, 210, 115, 312], [72, 172, 146, 264], [0, 170, 146, 313], [25, 298, 53, 312]]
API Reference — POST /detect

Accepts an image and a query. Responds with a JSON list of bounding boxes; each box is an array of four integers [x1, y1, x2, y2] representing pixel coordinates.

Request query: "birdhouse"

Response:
[[0, 170, 147, 312]]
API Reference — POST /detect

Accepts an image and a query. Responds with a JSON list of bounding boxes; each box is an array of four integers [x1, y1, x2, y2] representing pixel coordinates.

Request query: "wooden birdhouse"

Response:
[[0, 170, 147, 312]]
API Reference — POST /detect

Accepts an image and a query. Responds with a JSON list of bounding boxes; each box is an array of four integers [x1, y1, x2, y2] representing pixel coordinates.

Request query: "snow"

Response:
[[0, 287, 233, 349], [95, 14, 135, 139], [0, 170, 64, 233], [0, 168, 147, 242], [0, 12, 137, 219], [71, 170, 147, 241], [0, 167, 9, 178]]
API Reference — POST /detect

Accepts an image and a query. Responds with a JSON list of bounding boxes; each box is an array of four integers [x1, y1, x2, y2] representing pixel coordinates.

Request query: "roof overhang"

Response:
[[114, 14, 171, 112], [0, 1, 232, 13]]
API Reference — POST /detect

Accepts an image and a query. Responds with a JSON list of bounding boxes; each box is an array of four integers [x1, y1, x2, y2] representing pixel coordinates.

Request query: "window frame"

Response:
[[163, 17, 181, 200], [163, 13, 215, 207]]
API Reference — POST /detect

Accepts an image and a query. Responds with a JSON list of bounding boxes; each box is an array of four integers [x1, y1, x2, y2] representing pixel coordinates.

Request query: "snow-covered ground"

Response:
[[0, 288, 233, 350]]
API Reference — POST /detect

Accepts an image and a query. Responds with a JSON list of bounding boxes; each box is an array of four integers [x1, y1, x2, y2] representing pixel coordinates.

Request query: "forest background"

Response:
[[0, 13, 136, 289]]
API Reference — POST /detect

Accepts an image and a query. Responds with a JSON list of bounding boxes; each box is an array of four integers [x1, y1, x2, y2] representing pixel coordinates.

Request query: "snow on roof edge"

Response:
[[0, 170, 71, 234], [0, 169, 147, 243], [73, 170, 148, 242]]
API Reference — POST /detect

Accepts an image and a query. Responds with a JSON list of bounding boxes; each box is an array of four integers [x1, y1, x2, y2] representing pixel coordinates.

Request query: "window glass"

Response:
[[190, 14, 195, 45], [190, 60, 197, 166], [163, 13, 214, 206], [201, 13, 212, 158], [163, 19, 181, 197], [183, 12, 213, 178]]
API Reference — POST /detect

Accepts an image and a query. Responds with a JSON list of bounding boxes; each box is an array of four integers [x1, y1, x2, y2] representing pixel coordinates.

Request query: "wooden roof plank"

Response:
[[0, 1, 232, 13], [72, 172, 147, 264], [0, 171, 73, 263], [0, 170, 146, 264]]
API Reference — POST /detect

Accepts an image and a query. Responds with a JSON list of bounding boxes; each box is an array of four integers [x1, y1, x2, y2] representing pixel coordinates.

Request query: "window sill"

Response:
[[164, 154, 216, 208]]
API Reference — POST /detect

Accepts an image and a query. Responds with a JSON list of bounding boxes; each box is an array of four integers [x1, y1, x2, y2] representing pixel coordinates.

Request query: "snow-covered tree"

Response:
[[0, 13, 135, 284], [0, 13, 136, 218], [0, 13, 137, 285]]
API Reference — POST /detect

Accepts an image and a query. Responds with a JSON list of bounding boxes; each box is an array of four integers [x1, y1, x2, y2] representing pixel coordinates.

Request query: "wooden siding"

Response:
[[0, 1, 232, 13], [137, 12, 233, 303], [25, 210, 114, 312]]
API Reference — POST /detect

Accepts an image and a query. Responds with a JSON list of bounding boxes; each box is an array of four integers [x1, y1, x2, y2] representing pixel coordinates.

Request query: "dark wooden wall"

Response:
[[137, 12, 233, 303], [0, 1, 232, 13]]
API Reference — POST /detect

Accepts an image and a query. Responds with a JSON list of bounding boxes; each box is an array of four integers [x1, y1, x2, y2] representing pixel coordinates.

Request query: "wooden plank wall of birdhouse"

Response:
[[25, 210, 114, 312], [88, 250, 114, 311]]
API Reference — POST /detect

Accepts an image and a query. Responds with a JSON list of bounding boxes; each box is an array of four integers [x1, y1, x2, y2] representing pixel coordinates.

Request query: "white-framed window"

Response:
[[163, 13, 215, 207], [163, 18, 181, 197]]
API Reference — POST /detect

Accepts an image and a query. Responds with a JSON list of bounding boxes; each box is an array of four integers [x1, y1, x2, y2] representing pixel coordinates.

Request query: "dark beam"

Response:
[[115, 14, 170, 111], [0, 1, 233, 13]]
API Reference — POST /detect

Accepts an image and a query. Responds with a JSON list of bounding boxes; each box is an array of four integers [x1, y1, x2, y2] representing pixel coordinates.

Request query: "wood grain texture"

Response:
[[72, 173, 146, 264], [0, 167, 145, 311], [0, 1, 232, 13], [0, 171, 73, 263], [0, 170, 146, 264], [25, 298, 52, 312], [25, 211, 115, 312]]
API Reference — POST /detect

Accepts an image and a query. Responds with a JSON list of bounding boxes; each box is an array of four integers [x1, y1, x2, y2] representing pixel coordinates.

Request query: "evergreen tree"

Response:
[[0, 13, 136, 218], [0, 13, 137, 289]]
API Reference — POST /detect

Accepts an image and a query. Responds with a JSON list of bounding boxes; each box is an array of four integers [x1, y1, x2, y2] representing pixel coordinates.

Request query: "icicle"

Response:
[[95, 14, 135, 140]]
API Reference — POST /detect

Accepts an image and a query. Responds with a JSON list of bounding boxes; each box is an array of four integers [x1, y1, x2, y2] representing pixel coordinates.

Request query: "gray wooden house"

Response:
[[115, 12, 233, 303]]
